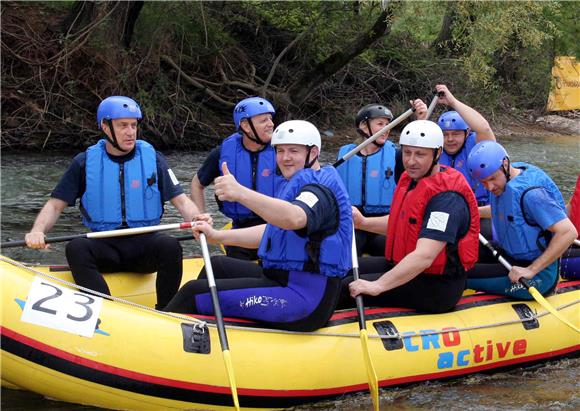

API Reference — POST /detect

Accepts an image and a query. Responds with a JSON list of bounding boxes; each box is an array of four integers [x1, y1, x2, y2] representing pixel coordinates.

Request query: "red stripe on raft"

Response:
[[557, 280, 580, 288], [1, 327, 232, 395], [1, 325, 579, 398]]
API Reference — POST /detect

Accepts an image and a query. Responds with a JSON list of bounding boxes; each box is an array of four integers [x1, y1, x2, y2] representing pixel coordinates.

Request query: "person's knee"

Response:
[[65, 238, 92, 264], [153, 235, 182, 259]]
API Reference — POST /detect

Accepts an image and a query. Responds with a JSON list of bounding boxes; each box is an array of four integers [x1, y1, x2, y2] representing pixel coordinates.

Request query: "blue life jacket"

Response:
[[219, 133, 285, 224], [491, 162, 566, 261], [258, 166, 353, 278], [81, 140, 162, 232], [336, 142, 396, 214], [440, 132, 490, 205]]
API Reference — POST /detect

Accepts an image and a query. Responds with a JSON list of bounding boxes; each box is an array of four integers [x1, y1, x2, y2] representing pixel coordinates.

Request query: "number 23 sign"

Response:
[[21, 277, 103, 338]]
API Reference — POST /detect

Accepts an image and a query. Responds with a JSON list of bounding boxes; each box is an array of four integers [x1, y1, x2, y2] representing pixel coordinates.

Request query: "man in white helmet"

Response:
[[345, 120, 480, 313], [165, 120, 353, 331]]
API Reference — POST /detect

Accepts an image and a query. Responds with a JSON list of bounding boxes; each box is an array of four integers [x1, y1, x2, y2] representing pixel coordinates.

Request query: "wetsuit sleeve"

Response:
[[196, 146, 221, 187], [50, 153, 86, 206], [522, 187, 567, 230], [419, 192, 470, 244], [394, 148, 404, 184], [290, 184, 339, 237], [156, 152, 184, 202]]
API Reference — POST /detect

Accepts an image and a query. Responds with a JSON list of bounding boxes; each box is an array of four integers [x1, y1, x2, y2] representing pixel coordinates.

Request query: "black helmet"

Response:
[[355, 104, 393, 128]]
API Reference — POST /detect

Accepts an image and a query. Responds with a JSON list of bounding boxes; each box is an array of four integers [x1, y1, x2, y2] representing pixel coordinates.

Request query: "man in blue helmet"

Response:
[[435, 84, 496, 206], [465, 141, 577, 299], [190, 96, 285, 260], [25, 96, 204, 309], [435, 84, 497, 252]]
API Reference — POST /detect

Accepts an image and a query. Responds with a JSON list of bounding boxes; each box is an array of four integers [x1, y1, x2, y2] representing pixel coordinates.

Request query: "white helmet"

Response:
[[271, 120, 321, 151], [399, 120, 444, 149]]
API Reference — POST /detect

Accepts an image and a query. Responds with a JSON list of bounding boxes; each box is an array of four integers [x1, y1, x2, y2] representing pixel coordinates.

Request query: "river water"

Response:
[[1, 132, 579, 410]]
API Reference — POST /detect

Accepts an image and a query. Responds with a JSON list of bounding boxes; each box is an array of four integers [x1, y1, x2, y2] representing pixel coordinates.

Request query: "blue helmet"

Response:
[[467, 141, 509, 181], [97, 96, 142, 129], [438, 111, 468, 131], [233, 97, 275, 129]]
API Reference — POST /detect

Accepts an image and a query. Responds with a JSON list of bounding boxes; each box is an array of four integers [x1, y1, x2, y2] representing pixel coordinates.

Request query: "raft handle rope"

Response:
[[2, 255, 578, 341], [0, 256, 207, 332]]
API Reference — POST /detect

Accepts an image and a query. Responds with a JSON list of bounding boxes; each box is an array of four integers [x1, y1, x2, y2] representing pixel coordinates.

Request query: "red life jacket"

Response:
[[385, 166, 479, 274], [570, 173, 580, 239]]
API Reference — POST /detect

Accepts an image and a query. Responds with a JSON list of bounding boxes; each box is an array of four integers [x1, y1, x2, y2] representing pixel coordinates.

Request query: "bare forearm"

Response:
[[30, 199, 67, 233], [216, 224, 265, 249], [479, 205, 491, 219], [376, 239, 444, 292], [358, 215, 388, 235], [376, 250, 433, 292], [450, 100, 495, 141], [171, 193, 200, 222], [190, 176, 206, 213], [529, 221, 577, 275]]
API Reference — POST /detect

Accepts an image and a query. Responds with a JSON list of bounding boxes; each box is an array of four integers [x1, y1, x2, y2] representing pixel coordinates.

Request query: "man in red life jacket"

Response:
[[343, 120, 480, 313]]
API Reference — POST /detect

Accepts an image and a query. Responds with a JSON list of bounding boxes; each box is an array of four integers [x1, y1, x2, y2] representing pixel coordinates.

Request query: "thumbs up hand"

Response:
[[214, 162, 241, 202]]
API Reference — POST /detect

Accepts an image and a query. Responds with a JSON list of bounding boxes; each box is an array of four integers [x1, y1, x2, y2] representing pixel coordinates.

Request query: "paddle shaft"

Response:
[[575, 239, 580, 247], [351, 230, 366, 329], [351, 228, 380, 411], [478, 233, 580, 333], [478, 233, 512, 270], [333, 108, 415, 168], [0, 222, 196, 249], [425, 93, 440, 119], [199, 233, 241, 410], [200, 233, 230, 349]]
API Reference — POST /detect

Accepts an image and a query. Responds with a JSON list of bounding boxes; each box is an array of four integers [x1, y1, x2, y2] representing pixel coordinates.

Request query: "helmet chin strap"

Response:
[[105, 119, 131, 153], [304, 146, 318, 169], [423, 148, 441, 178], [245, 119, 266, 146], [502, 157, 511, 183]]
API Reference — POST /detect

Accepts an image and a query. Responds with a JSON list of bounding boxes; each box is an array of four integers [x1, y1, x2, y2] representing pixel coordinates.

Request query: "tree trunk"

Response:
[[287, 6, 395, 107], [61, 1, 143, 49], [119, 1, 145, 48], [61, 1, 100, 35], [432, 1, 457, 56]]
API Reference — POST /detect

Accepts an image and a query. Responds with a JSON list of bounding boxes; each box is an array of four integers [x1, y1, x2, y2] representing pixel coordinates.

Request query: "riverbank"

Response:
[[3, 1, 577, 152], [321, 112, 580, 151]]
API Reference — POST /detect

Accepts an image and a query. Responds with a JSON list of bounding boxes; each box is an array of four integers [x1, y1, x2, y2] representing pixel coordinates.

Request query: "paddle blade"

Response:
[[222, 349, 241, 410], [359, 329, 380, 411], [526, 285, 580, 334]]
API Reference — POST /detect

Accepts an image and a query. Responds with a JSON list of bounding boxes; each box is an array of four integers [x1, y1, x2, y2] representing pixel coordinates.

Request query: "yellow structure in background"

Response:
[[547, 56, 580, 111]]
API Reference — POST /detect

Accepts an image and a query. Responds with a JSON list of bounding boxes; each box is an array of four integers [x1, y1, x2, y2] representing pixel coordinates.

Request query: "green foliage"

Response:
[[134, 2, 234, 57], [391, 2, 446, 43], [551, 1, 580, 58], [453, 1, 558, 89], [3, 0, 578, 150]]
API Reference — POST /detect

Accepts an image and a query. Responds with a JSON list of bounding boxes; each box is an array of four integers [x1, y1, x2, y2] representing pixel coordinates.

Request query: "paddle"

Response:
[[425, 91, 440, 119], [574, 239, 580, 247], [351, 229, 380, 410], [478, 233, 580, 333], [199, 232, 241, 410], [333, 107, 415, 168], [0, 222, 198, 249]]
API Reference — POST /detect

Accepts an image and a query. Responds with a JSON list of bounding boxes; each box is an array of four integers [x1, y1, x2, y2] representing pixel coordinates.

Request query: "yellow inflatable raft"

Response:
[[1, 255, 579, 410]]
